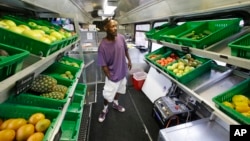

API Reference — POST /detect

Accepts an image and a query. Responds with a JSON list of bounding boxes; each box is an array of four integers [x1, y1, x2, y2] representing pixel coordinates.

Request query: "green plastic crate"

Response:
[[0, 103, 60, 141], [67, 94, 85, 113], [5, 77, 73, 109], [178, 18, 241, 49], [0, 43, 30, 81], [160, 21, 204, 43], [145, 47, 172, 64], [145, 23, 176, 40], [0, 15, 66, 56], [58, 56, 84, 69], [67, 83, 87, 113], [228, 33, 250, 59], [60, 111, 82, 141], [42, 62, 81, 82], [164, 54, 212, 84], [212, 78, 250, 124]]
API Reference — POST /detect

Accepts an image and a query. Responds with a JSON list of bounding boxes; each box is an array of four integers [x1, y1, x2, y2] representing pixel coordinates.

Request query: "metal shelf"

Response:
[[148, 26, 250, 70]]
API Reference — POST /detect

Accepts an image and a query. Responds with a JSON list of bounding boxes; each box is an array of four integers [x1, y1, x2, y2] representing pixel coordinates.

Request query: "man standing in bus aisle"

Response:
[[97, 17, 132, 122]]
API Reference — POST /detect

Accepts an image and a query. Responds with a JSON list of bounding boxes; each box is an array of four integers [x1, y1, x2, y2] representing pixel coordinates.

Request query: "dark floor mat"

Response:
[[88, 84, 160, 141]]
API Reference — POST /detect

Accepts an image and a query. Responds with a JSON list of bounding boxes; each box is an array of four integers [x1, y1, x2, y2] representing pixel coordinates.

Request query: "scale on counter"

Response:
[[153, 96, 193, 128]]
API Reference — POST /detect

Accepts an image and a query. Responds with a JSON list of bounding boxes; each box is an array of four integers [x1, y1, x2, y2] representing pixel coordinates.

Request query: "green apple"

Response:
[[33, 29, 45, 35], [0, 21, 9, 29], [40, 26, 50, 33], [2, 19, 16, 27], [64, 32, 72, 38], [50, 31, 63, 40], [39, 36, 51, 44], [28, 21, 37, 28], [22, 29, 43, 40], [44, 34, 56, 42], [8, 26, 25, 34], [18, 25, 31, 30]]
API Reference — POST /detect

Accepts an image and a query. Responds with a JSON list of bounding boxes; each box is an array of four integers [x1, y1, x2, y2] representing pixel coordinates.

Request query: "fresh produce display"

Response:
[[30, 74, 68, 100], [166, 54, 203, 77], [181, 30, 211, 40], [0, 18, 74, 44], [222, 94, 250, 118], [59, 60, 80, 68], [0, 112, 50, 141], [156, 53, 179, 67]]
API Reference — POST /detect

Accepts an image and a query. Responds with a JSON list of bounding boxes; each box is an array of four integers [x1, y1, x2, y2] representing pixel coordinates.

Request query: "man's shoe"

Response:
[[112, 103, 125, 112], [98, 109, 108, 122]]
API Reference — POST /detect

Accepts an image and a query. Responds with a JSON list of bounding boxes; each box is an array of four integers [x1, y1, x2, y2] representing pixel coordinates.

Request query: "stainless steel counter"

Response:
[[158, 118, 229, 141]]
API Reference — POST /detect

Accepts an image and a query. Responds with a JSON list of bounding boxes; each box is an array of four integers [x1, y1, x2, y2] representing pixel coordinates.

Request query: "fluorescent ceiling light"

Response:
[[103, 0, 117, 15]]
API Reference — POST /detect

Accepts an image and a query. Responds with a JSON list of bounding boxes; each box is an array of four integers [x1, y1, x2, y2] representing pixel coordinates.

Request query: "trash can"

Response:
[[132, 71, 147, 90]]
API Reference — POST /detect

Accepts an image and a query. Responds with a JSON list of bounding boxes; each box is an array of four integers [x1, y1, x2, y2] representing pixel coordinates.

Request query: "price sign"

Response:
[[15, 73, 35, 95]]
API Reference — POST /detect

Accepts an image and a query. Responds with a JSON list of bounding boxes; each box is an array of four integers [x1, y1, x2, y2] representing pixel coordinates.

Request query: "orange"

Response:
[[0, 129, 16, 141], [27, 132, 44, 141], [35, 118, 51, 132], [16, 124, 35, 141], [28, 113, 45, 125], [235, 105, 250, 113]]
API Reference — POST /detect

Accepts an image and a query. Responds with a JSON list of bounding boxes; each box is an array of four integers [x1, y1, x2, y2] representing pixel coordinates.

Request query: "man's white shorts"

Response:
[[103, 77, 127, 102]]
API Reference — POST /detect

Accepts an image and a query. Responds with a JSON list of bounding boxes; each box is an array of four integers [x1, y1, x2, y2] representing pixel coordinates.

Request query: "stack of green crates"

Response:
[[61, 83, 87, 141], [228, 33, 250, 59], [177, 18, 241, 49], [0, 43, 29, 81], [0, 103, 60, 140], [212, 78, 250, 124]]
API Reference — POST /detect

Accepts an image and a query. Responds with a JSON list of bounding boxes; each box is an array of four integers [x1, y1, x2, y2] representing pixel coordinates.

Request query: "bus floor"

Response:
[[87, 83, 160, 141]]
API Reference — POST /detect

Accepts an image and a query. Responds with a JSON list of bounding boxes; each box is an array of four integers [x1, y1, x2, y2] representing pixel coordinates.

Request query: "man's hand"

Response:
[[128, 61, 132, 70]]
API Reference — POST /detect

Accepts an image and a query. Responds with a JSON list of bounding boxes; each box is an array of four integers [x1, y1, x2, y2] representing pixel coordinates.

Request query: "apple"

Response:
[[0, 21, 9, 29], [39, 36, 52, 44], [18, 25, 31, 30], [40, 26, 50, 33], [33, 29, 45, 35], [2, 19, 16, 27], [50, 31, 63, 40], [64, 32, 72, 38], [28, 21, 37, 28], [22, 29, 43, 40], [44, 34, 56, 42], [8, 26, 25, 34]]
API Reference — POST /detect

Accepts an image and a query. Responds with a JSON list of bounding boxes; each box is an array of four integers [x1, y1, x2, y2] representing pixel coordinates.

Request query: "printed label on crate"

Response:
[[230, 125, 250, 141], [15, 73, 35, 95]]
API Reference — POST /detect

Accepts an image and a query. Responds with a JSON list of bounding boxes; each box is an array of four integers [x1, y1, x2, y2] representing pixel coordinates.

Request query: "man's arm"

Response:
[[125, 50, 132, 70], [102, 66, 111, 79]]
